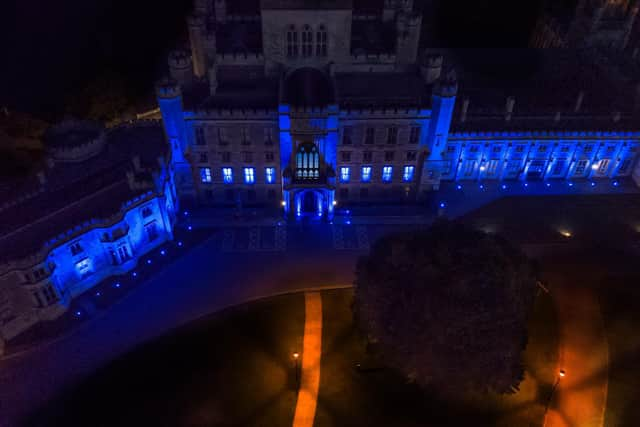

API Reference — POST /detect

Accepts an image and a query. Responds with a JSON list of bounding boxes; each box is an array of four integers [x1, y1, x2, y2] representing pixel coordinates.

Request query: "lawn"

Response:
[[315, 288, 559, 427], [23, 293, 305, 427]]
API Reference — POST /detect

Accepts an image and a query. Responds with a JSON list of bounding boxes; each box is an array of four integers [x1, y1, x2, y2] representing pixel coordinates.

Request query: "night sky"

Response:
[[1, 0, 550, 118]]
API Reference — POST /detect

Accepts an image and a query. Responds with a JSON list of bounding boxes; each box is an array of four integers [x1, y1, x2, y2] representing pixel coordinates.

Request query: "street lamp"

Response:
[[544, 369, 566, 419], [293, 352, 300, 389]]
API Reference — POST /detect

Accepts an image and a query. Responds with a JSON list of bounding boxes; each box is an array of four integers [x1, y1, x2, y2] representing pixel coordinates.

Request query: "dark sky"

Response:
[[0, 0, 547, 118]]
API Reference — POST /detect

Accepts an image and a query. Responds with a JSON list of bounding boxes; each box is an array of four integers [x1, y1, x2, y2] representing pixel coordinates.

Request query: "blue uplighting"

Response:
[[183, 211, 188, 216], [346, 220, 351, 225], [613, 181, 619, 187], [524, 182, 529, 187], [439, 202, 446, 208], [75, 311, 82, 317], [479, 184, 484, 189], [95, 291, 101, 297], [132, 272, 137, 277], [501, 184, 507, 190], [546, 182, 551, 187], [456, 184, 462, 190], [160, 250, 166, 255], [346, 210, 351, 214], [114, 282, 121, 288], [146, 259, 152, 264], [591, 181, 596, 187], [178, 241, 183, 246], [568, 182, 574, 187], [187, 225, 192, 231]]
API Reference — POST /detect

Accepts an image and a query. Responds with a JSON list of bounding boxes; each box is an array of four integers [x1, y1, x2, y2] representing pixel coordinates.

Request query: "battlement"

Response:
[[190, 106, 278, 118], [448, 130, 640, 139], [216, 52, 265, 65], [338, 107, 429, 118], [350, 52, 397, 63], [168, 50, 192, 69]]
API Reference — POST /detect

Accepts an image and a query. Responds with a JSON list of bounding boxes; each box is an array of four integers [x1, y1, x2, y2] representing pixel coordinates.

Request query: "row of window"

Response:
[[196, 151, 276, 164], [342, 126, 421, 145], [339, 165, 414, 183], [287, 24, 327, 57], [340, 150, 418, 162], [447, 142, 630, 155], [195, 127, 275, 146], [200, 167, 277, 185]]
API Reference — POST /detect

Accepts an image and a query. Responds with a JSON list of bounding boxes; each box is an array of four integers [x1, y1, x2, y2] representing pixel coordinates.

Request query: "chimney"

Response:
[[505, 96, 515, 121], [461, 98, 470, 122], [574, 91, 585, 113]]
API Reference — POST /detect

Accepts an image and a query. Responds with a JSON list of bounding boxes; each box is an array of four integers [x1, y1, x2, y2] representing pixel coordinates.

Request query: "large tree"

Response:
[[354, 220, 537, 395]]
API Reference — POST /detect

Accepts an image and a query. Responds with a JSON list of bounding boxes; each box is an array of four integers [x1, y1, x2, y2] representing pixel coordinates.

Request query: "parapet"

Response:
[[155, 78, 182, 99]]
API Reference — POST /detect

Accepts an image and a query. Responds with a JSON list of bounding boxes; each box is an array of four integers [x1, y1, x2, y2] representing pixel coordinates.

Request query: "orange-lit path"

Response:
[[545, 277, 609, 427], [292, 292, 323, 427]]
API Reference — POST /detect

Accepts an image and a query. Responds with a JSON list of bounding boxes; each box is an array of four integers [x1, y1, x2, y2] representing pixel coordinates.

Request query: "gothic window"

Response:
[[387, 127, 398, 144], [199, 152, 208, 163], [195, 127, 206, 146], [217, 128, 228, 145], [141, 206, 153, 218], [341, 151, 352, 162], [241, 128, 250, 145], [264, 128, 274, 145], [365, 127, 375, 144], [409, 126, 420, 144], [265, 152, 275, 162], [287, 25, 298, 57], [363, 151, 373, 162], [221, 152, 231, 162], [145, 221, 158, 242], [200, 167, 212, 183], [243, 152, 253, 162], [316, 25, 327, 56], [342, 126, 353, 145], [406, 151, 417, 161], [296, 143, 320, 180], [574, 159, 588, 175], [302, 25, 313, 57], [361, 166, 372, 182], [69, 241, 83, 256], [384, 151, 394, 161], [222, 167, 233, 183], [382, 166, 393, 182], [403, 165, 415, 182]]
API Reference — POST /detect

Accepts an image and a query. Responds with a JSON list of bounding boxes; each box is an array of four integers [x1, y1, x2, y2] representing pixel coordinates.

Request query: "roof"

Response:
[[260, 0, 353, 9], [335, 71, 432, 108], [284, 68, 334, 106], [0, 123, 167, 263]]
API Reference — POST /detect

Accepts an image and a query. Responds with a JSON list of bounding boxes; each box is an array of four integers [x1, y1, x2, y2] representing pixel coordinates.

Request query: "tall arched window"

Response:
[[287, 25, 298, 57], [316, 25, 327, 56], [296, 143, 320, 180], [302, 25, 313, 57]]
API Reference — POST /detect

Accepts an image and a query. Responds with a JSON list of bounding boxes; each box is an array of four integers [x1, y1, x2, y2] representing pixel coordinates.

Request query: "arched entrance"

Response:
[[294, 189, 324, 217]]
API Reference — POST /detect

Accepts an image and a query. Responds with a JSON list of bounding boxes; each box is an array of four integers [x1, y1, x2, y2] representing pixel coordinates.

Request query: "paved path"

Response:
[[293, 292, 323, 427], [545, 274, 609, 427]]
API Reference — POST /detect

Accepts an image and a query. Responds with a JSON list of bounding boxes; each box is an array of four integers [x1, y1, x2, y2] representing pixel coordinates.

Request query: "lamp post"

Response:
[[293, 352, 300, 389], [544, 369, 566, 420]]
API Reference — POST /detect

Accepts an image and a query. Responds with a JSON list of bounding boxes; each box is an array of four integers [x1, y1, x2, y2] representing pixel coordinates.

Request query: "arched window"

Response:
[[295, 143, 320, 180], [302, 25, 313, 57], [316, 25, 327, 56], [287, 25, 298, 57]]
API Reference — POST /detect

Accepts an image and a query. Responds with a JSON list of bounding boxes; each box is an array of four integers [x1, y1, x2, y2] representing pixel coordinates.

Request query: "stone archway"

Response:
[[294, 189, 324, 217]]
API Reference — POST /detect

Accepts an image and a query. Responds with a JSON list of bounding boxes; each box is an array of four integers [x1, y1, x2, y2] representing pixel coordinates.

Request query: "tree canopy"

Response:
[[354, 221, 537, 395]]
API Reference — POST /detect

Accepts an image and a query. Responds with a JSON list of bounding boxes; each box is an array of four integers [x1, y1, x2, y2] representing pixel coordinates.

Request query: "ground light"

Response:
[[75, 311, 82, 317], [439, 202, 446, 208], [147, 259, 152, 265], [559, 230, 572, 238], [187, 225, 193, 231], [183, 211, 189, 216], [281, 200, 286, 207], [613, 181, 619, 187], [479, 184, 484, 189], [544, 369, 566, 417], [568, 182, 574, 187], [332, 200, 337, 206], [546, 182, 551, 187], [501, 184, 507, 190], [524, 182, 529, 187], [114, 282, 121, 288], [293, 352, 300, 389], [160, 250, 166, 255], [456, 184, 462, 190], [95, 291, 101, 297], [132, 272, 137, 277], [178, 241, 183, 247], [591, 181, 597, 187]]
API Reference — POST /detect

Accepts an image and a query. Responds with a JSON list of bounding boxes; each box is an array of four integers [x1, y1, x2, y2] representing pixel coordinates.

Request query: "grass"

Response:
[[315, 288, 559, 427], [24, 293, 305, 427]]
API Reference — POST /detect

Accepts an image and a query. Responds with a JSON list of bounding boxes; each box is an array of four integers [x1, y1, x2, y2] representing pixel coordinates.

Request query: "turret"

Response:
[[383, 0, 396, 22], [187, 13, 207, 78], [420, 54, 443, 85], [204, 28, 217, 65], [395, 11, 422, 65], [208, 64, 218, 96], [168, 50, 193, 87], [428, 69, 457, 153]]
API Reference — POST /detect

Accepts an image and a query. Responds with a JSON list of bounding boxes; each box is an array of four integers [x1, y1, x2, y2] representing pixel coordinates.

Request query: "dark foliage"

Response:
[[354, 220, 537, 395]]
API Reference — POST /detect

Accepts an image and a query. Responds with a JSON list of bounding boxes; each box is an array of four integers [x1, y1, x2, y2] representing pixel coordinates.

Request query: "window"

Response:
[[446, 145, 456, 153], [361, 166, 372, 182], [287, 25, 298, 57], [365, 127, 375, 144], [406, 151, 417, 161], [560, 145, 570, 152], [574, 159, 588, 175], [118, 244, 130, 262], [515, 145, 525, 153], [198, 152, 208, 163], [302, 25, 313, 57], [382, 166, 393, 182], [403, 165, 415, 182], [265, 152, 275, 162], [492, 145, 502, 153], [409, 126, 420, 144], [195, 127, 206, 146], [70, 242, 83, 256], [243, 152, 253, 162], [360, 188, 369, 199], [265, 167, 276, 184], [296, 143, 320, 180], [248, 189, 256, 201], [387, 127, 398, 144], [384, 151, 394, 161], [33, 268, 46, 280], [42, 285, 58, 304], [341, 151, 352, 162], [606, 145, 615, 154], [75, 258, 91, 277], [363, 151, 373, 162], [241, 128, 250, 145], [205, 189, 214, 199], [225, 189, 235, 201], [200, 167, 212, 183], [538, 145, 547, 152], [617, 158, 633, 175], [469, 145, 479, 153], [145, 222, 158, 242], [340, 166, 351, 182], [222, 167, 233, 184], [342, 127, 352, 145], [584, 144, 593, 153], [221, 151, 231, 162], [598, 159, 610, 174], [316, 25, 327, 56], [268, 189, 277, 200], [264, 128, 274, 145], [552, 160, 565, 176], [339, 188, 349, 199], [244, 167, 255, 184], [217, 128, 227, 145], [141, 206, 153, 218]]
